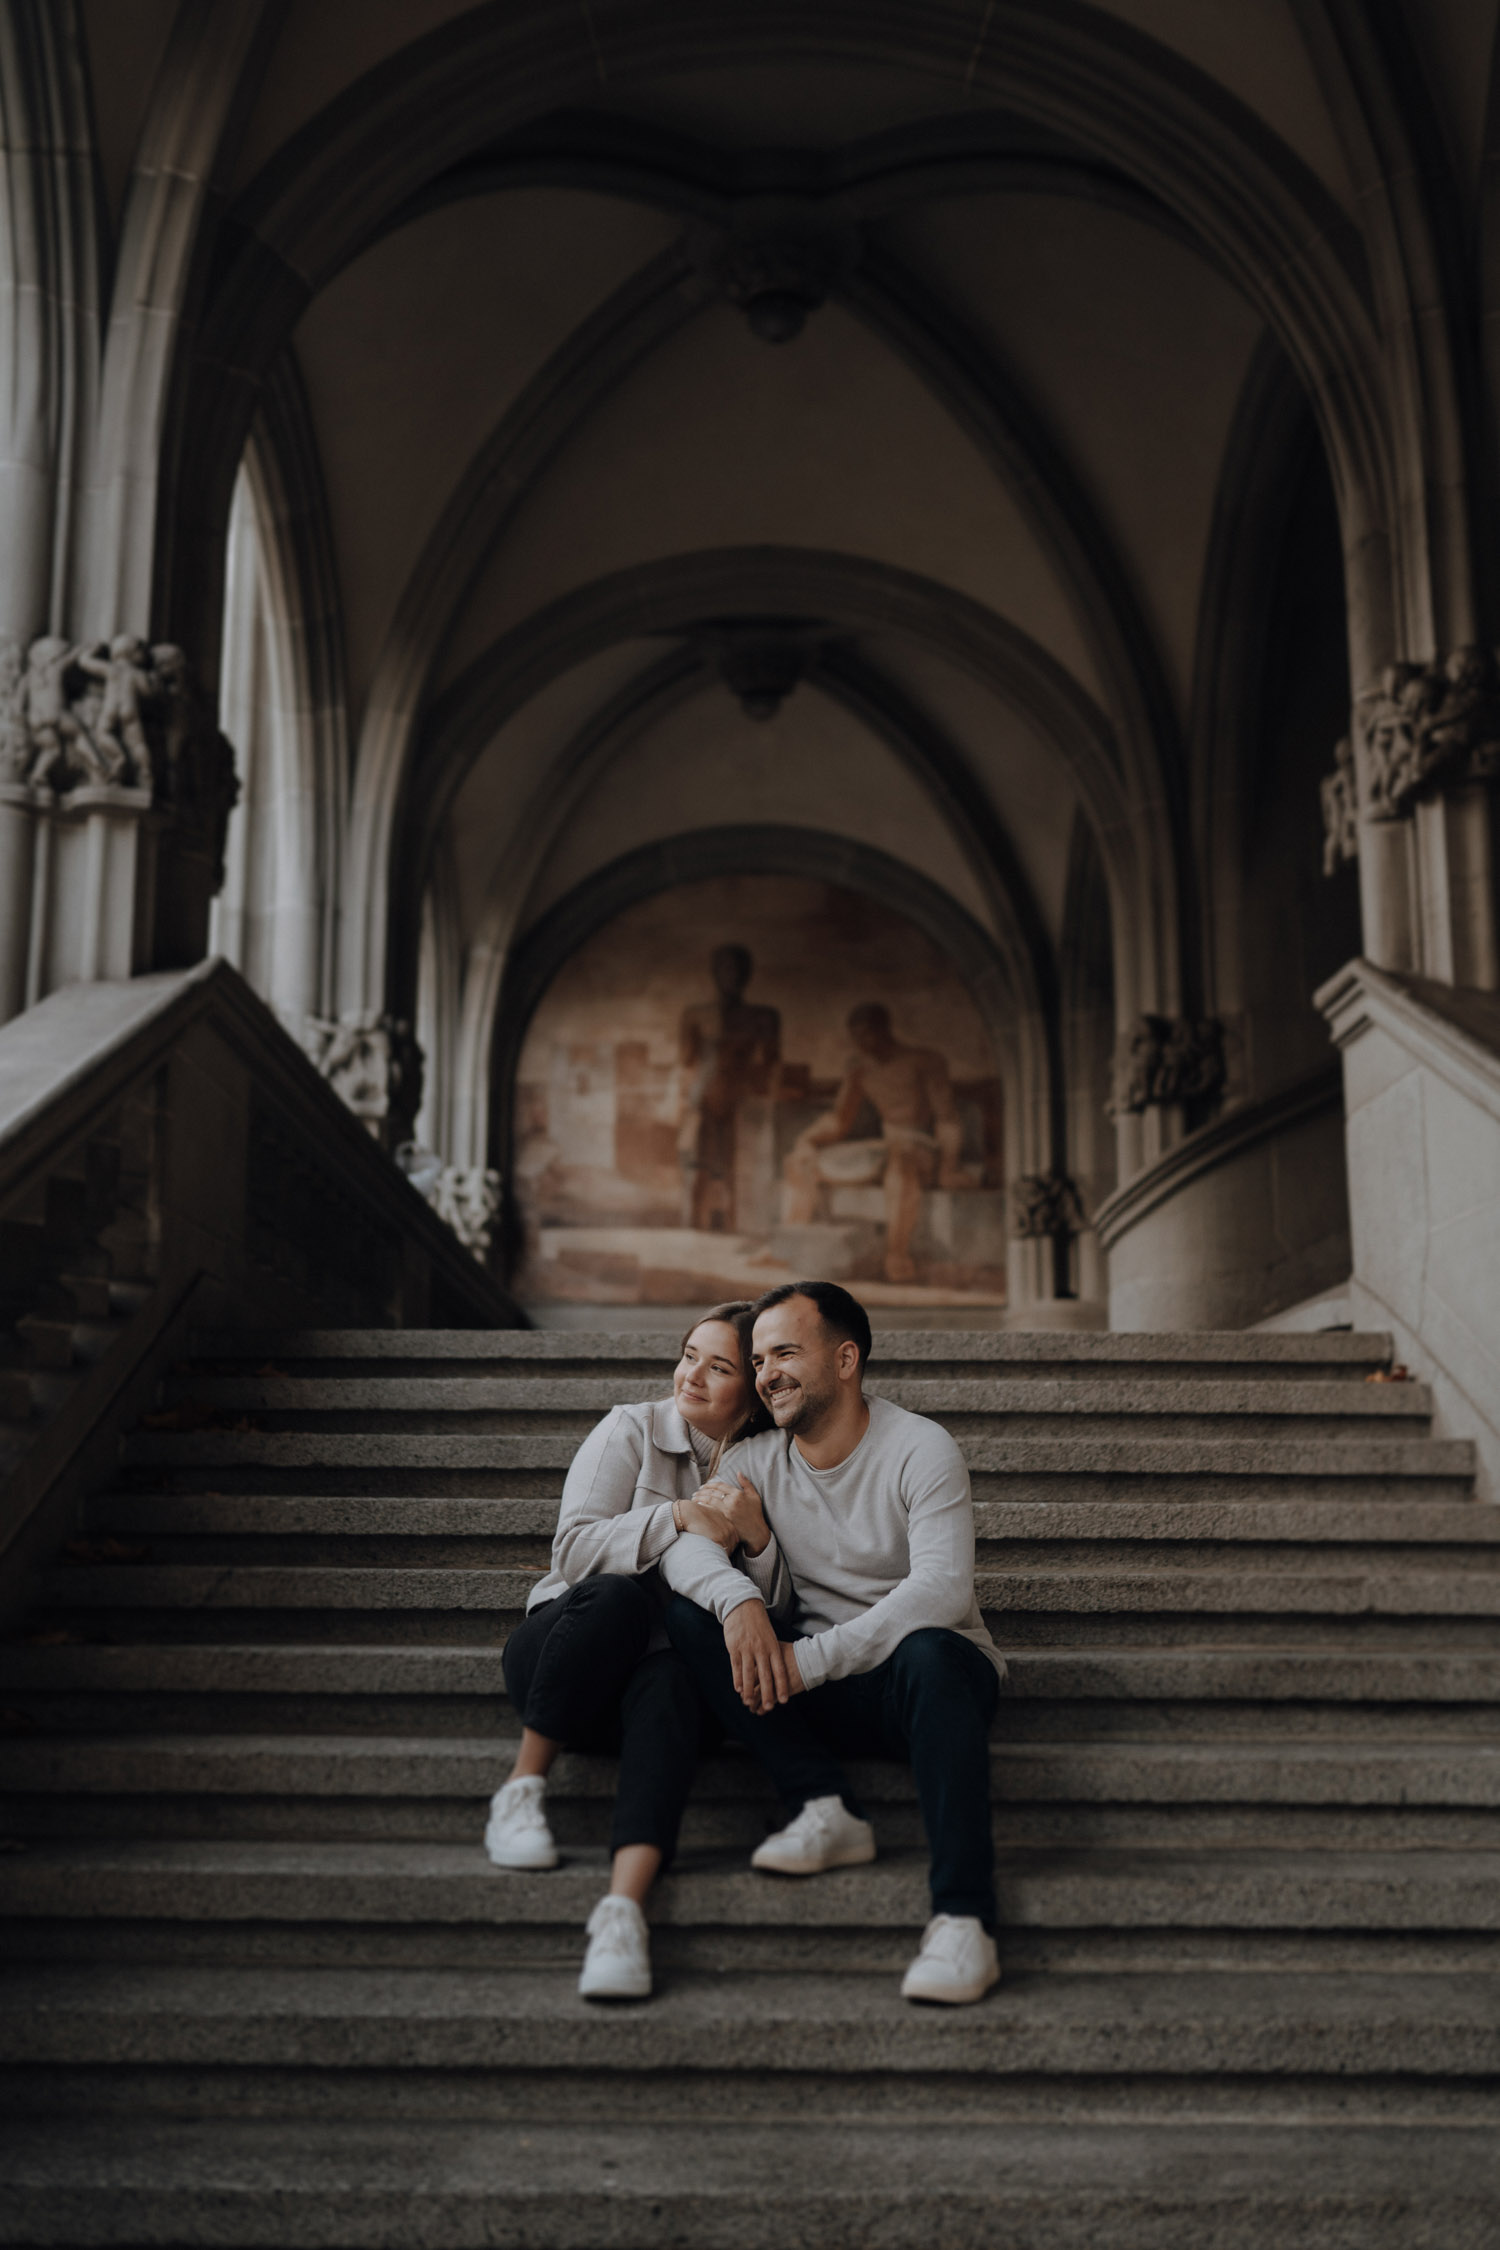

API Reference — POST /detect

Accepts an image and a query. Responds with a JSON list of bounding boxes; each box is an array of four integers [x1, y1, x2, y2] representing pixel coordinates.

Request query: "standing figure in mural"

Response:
[[784, 1003, 968, 1284], [677, 944, 781, 1232]]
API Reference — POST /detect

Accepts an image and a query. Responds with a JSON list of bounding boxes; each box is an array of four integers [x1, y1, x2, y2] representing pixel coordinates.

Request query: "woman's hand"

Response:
[[673, 1494, 738, 1551], [693, 1473, 771, 1556]]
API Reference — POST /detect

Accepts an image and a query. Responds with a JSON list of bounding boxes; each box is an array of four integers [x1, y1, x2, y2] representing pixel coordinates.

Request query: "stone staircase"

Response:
[[1, 1326, 1498, 2245]]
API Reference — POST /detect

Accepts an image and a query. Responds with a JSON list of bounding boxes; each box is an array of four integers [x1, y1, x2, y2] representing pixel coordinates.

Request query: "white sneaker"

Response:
[[484, 1774, 557, 1869], [750, 1793, 876, 1875], [578, 1894, 652, 2001], [900, 1914, 1000, 2005]]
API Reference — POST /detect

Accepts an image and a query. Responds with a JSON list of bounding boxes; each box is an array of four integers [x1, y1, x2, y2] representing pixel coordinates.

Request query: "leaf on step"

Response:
[[20, 1629, 87, 1646], [254, 1364, 287, 1378], [0, 1839, 29, 1853], [63, 1537, 151, 1566], [0, 1709, 39, 1733], [1366, 1366, 1411, 1383]]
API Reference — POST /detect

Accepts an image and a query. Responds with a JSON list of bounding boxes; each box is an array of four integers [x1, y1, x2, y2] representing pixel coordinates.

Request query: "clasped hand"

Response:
[[675, 1472, 770, 1556]]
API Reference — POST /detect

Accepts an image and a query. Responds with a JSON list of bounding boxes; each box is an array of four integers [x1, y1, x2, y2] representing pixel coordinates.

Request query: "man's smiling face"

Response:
[[751, 1295, 843, 1435]]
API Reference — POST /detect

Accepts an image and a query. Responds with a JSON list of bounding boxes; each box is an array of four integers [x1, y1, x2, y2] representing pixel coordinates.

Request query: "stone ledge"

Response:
[[1094, 1071, 1343, 1253]]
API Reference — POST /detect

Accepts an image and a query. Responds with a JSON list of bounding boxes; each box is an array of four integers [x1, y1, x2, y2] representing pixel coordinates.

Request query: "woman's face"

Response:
[[673, 1320, 751, 1441]]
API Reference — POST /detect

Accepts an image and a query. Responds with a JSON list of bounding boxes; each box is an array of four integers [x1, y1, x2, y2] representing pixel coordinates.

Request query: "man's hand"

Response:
[[724, 1600, 798, 1714], [694, 1473, 771, 1556]]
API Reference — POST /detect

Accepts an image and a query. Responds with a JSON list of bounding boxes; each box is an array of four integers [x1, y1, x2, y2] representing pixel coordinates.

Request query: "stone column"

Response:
[[41, 785, 153, 986], [0, 781, 35, 1022]]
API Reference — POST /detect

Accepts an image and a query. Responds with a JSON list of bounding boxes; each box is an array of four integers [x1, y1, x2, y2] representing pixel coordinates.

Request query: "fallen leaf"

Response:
[[63, 1538, 150, 1566], [254, 1364, 287, 1378], [20, 1629, 86, 1646], [0, 1710, 39, 1733]]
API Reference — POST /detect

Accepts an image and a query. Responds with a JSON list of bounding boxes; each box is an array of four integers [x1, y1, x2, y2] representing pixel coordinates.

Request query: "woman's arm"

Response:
[[549, 1408, 679, 1583]]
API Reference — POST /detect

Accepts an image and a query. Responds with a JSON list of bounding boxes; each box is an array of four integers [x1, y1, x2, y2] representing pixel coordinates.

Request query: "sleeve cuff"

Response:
[[792, 1632, 830, 1691], [637, 1500, 680, 1564], [741, 1535, 781, 1597], [717, 1579, 764, 1622]]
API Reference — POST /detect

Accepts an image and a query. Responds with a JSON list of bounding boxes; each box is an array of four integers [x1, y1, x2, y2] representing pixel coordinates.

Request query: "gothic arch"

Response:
[[442, 640, 1063, 1176]]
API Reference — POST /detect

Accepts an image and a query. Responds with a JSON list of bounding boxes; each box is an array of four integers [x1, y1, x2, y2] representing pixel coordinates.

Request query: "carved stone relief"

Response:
[[1109, 1015, 1226, 1116], [1319, 734, 1359, 875], [1010, 1171, 1086, 1240], [685, 208, 859, 343], [1352, 645, 1500, 822], [302, 1012, 424, 1149], [0, 632, 239, 880]]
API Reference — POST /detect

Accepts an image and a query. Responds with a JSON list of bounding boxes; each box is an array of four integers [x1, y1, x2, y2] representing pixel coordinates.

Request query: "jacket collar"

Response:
[[649, 1397, 694, 1455]]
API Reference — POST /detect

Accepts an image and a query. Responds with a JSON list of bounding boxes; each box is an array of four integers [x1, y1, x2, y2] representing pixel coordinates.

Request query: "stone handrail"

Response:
[[0, 958, 524, 1619]]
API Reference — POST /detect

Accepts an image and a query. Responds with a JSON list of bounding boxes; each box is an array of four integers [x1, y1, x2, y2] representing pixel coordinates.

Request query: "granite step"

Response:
[[191, 1325, 1399, 1382], [0, 1963, 1494, 2122], [6, 1640, 1499, 1737], [2, 1838, 1495, 1943], [119, 1431, 1474, 1490], [3, 2113, 1497, 2249], [88, 1490, 1500, 1545], [154, 1373, 1434, 1441], [5, 1733, 1496, 1848]]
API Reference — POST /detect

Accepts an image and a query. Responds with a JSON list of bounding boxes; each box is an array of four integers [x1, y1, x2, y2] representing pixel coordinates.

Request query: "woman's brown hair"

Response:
[[679, 1300, 773, 1468]]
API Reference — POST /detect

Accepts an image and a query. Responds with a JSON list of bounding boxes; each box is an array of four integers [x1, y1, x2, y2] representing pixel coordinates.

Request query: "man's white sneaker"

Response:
[[578, 1895, 652, 2001], [750, 1794, 876, 1875], [484, 1774, 557, 1869], [900, 1914, 1000, 2005]]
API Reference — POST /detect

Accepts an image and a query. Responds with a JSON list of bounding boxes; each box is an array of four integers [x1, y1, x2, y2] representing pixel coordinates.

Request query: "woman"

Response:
[[485, 1301, 772, 2000]]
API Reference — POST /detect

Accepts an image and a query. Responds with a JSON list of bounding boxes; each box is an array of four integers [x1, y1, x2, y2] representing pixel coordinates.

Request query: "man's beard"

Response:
[[765, 1373, 836, 1436]]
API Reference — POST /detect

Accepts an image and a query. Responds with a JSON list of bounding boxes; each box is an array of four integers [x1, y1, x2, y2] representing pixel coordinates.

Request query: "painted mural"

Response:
[[512, 875, 1008, 1308]]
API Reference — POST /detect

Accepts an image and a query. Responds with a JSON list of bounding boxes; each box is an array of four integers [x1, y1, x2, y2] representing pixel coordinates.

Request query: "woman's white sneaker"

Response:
[[900, 1914, 1000, 2004], [750, 1794, 876, 1875], [484, 1774, 557, 1869], [578, 1895, 652, 2000]]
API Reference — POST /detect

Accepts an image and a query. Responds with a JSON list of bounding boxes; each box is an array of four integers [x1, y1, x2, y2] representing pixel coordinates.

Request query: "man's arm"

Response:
[[804, 1065, 867, 1147], [792, 1431, 978, 1690]]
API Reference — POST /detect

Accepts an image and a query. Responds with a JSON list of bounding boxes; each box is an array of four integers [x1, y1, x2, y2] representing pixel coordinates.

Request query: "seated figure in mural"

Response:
[[677, 943, 781, 1232], [662, 1282, 1006, 2006], [484, 1302, 773, 2000], [784, 1002, 969, 1284]]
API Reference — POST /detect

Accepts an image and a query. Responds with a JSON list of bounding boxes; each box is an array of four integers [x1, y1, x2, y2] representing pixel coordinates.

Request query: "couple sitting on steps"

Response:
[[485, 1280, 1006, 2006]]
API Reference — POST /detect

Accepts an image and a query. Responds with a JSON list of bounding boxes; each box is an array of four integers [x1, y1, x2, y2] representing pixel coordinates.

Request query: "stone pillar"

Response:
[[38, 785, 154, 987], [0, 782, 35, 1022]]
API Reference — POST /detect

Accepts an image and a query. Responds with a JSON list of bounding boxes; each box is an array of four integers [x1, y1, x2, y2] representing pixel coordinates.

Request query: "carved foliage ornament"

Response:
[[1353, 645, 1500, 823], [1011, 1172, 1086, 1240], [395, 1146, 501, 1263], [0, 633, 239, 884], [1109, 1015, 1226, 1116]]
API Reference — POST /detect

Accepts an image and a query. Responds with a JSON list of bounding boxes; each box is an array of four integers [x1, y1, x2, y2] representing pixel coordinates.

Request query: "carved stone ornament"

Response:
[[1319, 734, 1359, 875], [1010, 1172, 1086, 1240], [394, 1147, 501, 1262], [302, 1012, 424, 1147], [685, 207, 859, 343], [1354, 645, 1500, 822], [1109, 1015, 1226, 1116], [0, 632, 239, 883]]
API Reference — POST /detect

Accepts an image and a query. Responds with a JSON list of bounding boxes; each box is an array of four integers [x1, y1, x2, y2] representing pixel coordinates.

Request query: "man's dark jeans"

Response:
[[664, 1594, 1000, 1927]]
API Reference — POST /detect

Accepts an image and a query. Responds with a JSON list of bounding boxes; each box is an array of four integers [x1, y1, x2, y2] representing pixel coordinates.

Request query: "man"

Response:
[[782, 1004, 969, 1282], [659, 1280, 1005, 2005]]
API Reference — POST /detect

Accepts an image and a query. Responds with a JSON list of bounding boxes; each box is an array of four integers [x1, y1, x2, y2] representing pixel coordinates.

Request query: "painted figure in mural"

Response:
[[784, 1003, 969, 1284], [677, 944, 781, 1232]]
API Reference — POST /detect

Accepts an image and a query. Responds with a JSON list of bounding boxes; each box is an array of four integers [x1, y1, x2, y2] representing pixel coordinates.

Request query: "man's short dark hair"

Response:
[[751, 1280, 873, 1369]]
